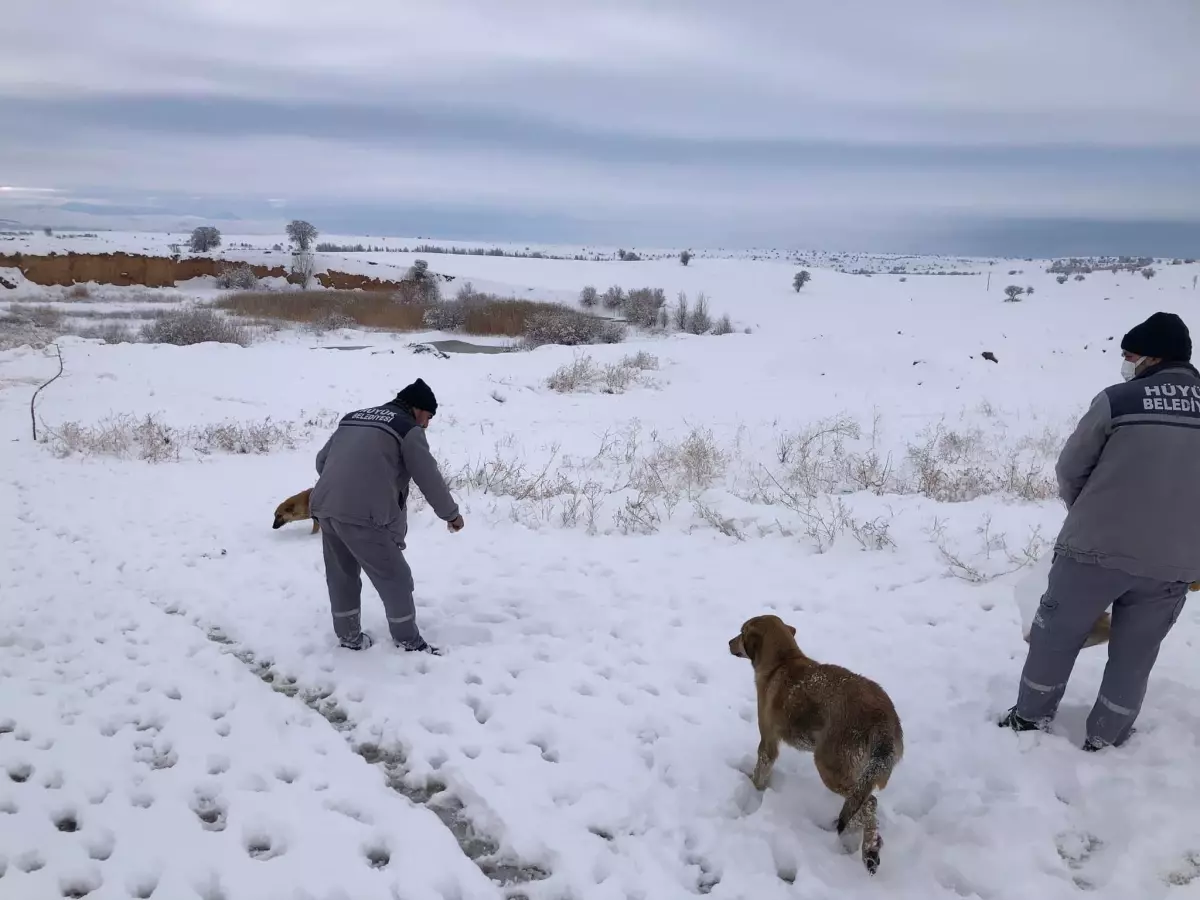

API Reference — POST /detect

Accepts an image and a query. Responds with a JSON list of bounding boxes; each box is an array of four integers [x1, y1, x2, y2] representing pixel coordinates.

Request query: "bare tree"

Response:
[[686, 292, 712, 334], [286, 220, 318, 251], [601, 285, 625, 311], [189, 226, 222, 253], [1142, 267, 1157, 280], [672, 290, 689, 330], [793, 270, 812, 292], [579, 285, 598, 309], [1003, 285, 1026, 302], [680, 250, 692, 266], [1025, 285, 1035, 297]]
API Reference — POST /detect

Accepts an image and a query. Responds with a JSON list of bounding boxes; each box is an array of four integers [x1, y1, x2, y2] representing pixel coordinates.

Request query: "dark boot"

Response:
[[396, 636, 441, 656], [998, 707, 1045, 733], [340, 631, 374, 651]]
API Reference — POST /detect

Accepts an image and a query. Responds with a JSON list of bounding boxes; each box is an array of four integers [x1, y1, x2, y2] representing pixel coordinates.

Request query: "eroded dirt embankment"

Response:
[[0, 252, 413, 292]]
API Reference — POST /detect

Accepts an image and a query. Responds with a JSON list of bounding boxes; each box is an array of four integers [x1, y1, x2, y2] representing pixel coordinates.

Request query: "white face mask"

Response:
[[1121, 356, 1143, 382]]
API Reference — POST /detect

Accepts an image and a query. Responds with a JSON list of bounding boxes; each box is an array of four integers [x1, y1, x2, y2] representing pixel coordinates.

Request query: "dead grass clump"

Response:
[[547, 351, 658, 394], [76, 322, 137, 344], [2, 303, 64, 329], [0, 318, 54, 350], [42, 415, 179, 462], [746, 414, 1061, 515], [40, 413, 335, 461], [547, 355, 600, 393], [140, 308, 252, 347]]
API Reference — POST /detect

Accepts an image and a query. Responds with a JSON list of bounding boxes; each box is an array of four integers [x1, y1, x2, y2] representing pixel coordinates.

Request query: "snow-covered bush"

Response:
[[140, 308, 251, 346]]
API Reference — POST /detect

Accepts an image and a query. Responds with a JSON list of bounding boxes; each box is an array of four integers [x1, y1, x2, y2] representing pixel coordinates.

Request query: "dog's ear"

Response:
[[788, 625, 796, 637], [742, 626, 763, 663]]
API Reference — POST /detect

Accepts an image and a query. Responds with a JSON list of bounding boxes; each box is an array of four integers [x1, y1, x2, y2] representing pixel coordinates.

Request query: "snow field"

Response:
[[0, 484, 500, 900], [2, 245, 1199, 899]]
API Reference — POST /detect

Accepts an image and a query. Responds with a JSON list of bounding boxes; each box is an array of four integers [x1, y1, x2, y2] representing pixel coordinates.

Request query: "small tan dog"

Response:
[[1056, 581, 1200, 649], [273, 488, 319, 534], [729, 614, 903, 875]]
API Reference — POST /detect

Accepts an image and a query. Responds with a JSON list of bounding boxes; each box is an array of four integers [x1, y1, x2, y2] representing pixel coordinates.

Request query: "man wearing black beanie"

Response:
[[309, 378, 464, 655], [1000, 311, 1199, 751]]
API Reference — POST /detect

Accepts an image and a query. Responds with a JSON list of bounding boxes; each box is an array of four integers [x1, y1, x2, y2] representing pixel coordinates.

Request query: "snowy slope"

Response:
[[2, 240, 1199, 900]]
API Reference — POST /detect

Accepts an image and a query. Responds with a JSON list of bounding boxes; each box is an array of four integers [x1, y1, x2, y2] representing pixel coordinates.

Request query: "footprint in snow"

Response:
[[7, 762, 33, 783], [244, 831, 286, 861], [53, 808, 80, 832], [15, 850, 45, 873], [466, 696, 492, 725], [85, 831, 116, 862], [363, 842, 391, 869]]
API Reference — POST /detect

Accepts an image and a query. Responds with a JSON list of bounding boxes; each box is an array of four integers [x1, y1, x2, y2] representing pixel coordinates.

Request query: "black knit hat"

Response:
[[1121, 312, 1192, 362], [396, 378, 437, 415]]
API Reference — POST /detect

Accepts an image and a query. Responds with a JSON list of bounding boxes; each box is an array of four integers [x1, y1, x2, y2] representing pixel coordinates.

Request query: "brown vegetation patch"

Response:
[[214, 290, 428, 331], [214, 289, 596, 341], [460, 299, 556, 336]]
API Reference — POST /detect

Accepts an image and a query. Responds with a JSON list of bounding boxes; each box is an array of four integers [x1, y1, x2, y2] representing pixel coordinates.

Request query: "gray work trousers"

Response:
[[318, 517, 420, 644], [1016, 554, 1187, 747]]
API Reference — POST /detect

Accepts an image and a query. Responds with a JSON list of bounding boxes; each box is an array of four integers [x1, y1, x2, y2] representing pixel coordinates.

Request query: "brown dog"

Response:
[[273, 488, 319, 534], [729, 614, 903, 875]]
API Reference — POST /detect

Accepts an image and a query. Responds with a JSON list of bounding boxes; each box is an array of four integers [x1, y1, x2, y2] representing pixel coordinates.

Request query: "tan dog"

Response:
[[1072, 611, 1112, 649], [273, 488, 319, 534], [729, 614, 903, 875], [1056, 581, 1200, 649]]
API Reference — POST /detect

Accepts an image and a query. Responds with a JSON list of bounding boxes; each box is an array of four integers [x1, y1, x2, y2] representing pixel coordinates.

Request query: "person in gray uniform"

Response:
[[310, 378, 464, 655], [1000, 312, 1199, 750]]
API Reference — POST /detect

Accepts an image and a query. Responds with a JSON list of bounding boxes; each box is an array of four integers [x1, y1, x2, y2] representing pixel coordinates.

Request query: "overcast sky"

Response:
[[2, 0, 1198, 254]]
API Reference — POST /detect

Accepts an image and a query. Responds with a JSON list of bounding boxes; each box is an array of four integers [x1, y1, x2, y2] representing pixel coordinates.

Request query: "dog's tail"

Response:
[[836, 734, 896, 835]]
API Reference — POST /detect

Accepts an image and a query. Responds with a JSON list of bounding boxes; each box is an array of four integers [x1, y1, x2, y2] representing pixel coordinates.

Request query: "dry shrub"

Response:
[[42, 415, 179, 462], [140, 308, 251, 346], [547, 355, 600, 393], [748, 414, 1059, 513], [547, 350, 657, 393], [622, 287, 667, 328], [77, 322, 136, 344], [522, 308, 625, 348], [40, 413, 335, 461], [214, 262, 259, 290], [2, 303, 63, 329]]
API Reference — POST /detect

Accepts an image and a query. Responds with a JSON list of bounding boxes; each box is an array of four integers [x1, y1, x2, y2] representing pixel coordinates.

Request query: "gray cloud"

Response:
[[2, 0, 1198, 253]]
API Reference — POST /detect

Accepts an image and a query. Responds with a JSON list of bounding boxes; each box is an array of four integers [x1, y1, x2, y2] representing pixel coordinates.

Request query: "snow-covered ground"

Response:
[[2, 236, 1199, 900]]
